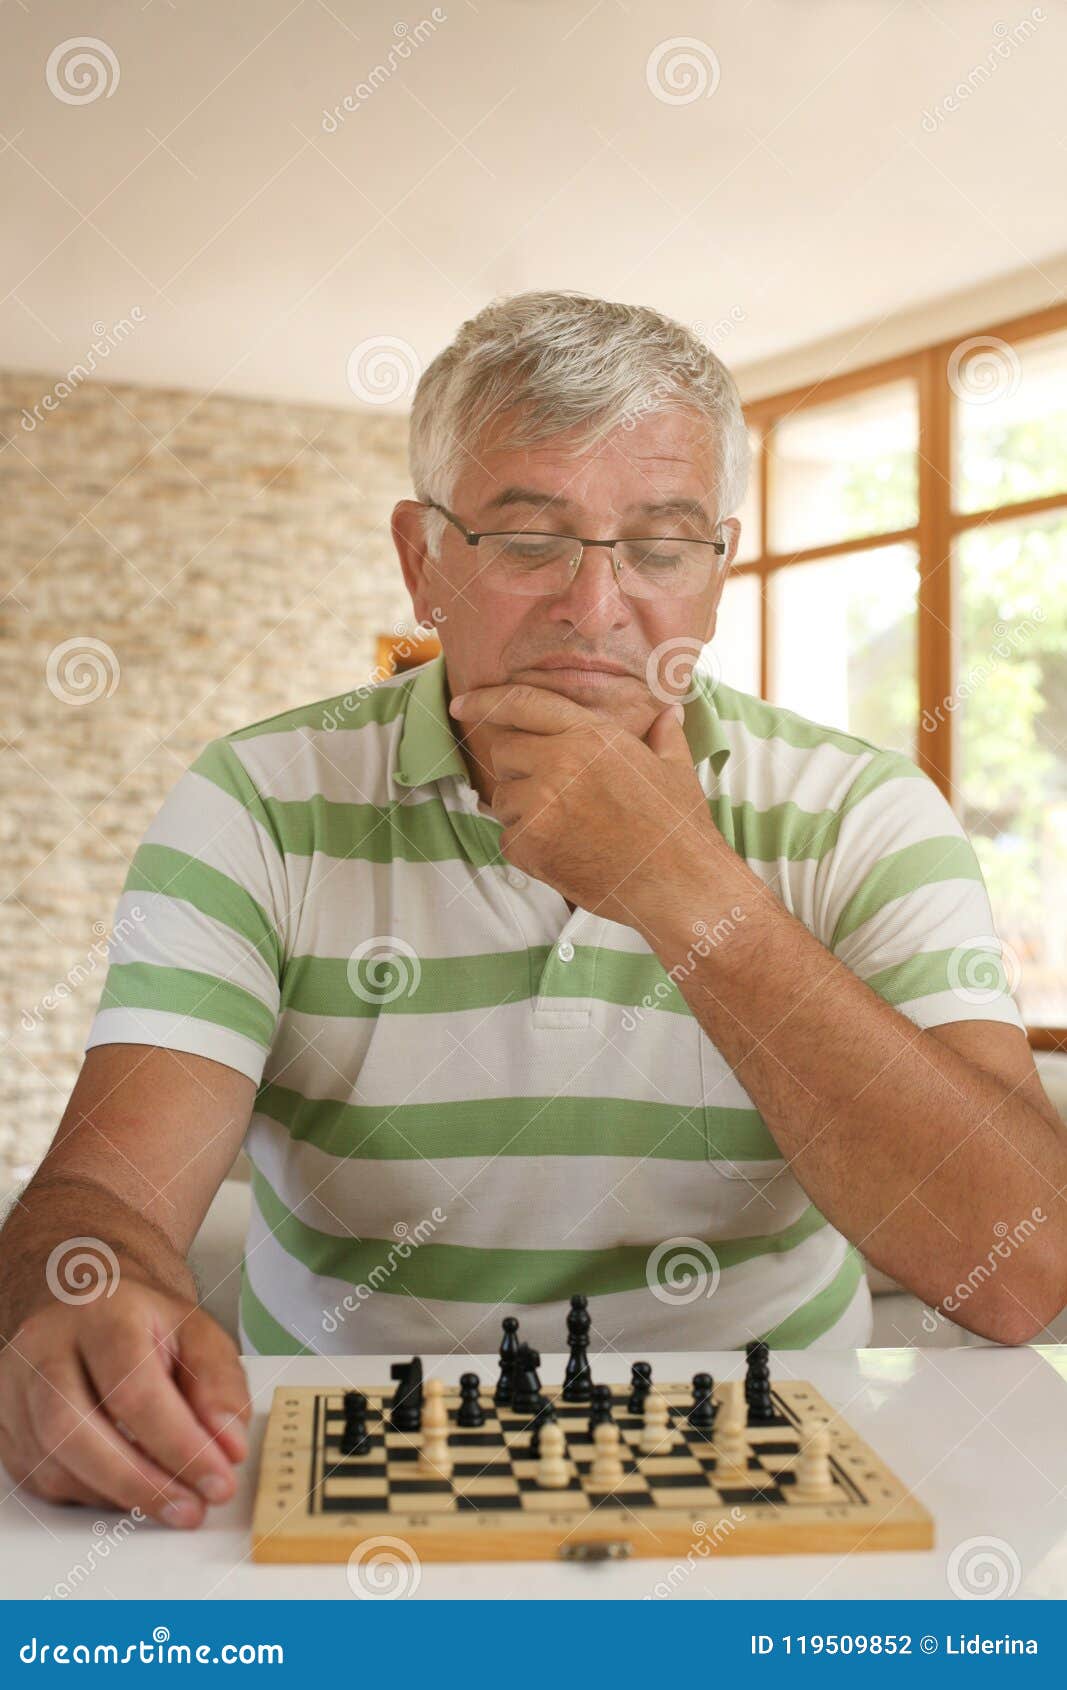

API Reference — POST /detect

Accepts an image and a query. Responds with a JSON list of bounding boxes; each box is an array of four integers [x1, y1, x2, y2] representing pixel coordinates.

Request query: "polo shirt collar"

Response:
[[393, 652, 732, 791]]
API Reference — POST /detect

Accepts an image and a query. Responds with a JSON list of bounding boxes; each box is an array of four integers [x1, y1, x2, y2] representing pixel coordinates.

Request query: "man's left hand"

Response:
[[448, 683, 724, 926]]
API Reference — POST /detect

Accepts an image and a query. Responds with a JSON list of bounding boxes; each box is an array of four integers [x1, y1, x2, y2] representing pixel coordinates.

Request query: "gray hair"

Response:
[[408, 290, 749, 559]]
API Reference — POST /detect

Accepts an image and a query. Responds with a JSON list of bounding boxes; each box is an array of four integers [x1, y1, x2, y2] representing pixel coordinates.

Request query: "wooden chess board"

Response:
[[251, 1379, 934, 1563]]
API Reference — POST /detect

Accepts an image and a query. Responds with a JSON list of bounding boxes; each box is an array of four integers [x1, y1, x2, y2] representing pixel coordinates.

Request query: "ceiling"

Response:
[[2, 0, 1065, 410]]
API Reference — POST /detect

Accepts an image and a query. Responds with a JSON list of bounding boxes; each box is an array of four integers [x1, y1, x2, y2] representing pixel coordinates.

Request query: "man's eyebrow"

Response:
[[481, 488, 714, 530]]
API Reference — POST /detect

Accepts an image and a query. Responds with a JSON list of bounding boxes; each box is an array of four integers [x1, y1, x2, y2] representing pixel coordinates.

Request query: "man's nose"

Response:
[[543, 545, 632, 632]]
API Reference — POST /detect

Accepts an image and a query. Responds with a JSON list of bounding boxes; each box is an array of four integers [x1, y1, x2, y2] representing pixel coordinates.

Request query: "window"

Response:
[[715, 307, 1067, 1038]]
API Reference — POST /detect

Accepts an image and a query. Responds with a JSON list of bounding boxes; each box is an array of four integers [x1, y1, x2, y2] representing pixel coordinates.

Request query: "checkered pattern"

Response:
[[309, 1382, 858, 1518]]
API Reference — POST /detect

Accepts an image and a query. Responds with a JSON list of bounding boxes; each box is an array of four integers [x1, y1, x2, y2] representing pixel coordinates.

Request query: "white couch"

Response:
[[188, 1052, 1067, 1351]]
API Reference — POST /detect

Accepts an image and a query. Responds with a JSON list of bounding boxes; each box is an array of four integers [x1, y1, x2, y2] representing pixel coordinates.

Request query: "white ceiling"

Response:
[[2, 0, 1065, 410]]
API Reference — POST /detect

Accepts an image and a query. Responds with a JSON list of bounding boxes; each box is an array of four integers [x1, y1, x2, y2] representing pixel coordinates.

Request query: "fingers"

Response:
[[13, 1354, 206, 1528], [450, 683, 593, 735], [81, 1318, 240, 1504], [173, 1309, 252, 1465]]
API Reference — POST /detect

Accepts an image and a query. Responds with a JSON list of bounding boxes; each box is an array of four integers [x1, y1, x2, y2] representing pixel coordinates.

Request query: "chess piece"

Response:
[[688, 1372, 717, 1432], [339, 1389, 372, 1457], [561, 1292, 593, 1401], [389, 1357, 423, 1432], [714, 1380, 748, 1480], [586, 1382, 614, 1438], [536, 1420, 571, 1489], [638, 1390, 672, 1456], [792, 1421, 834, 1500], [628, 1360, 652, 1414], [590, 1420, 624, 1488], [417, 1378, 453, 1478], [494, 1316, 520, 1404], [526, 1397, 556, 1457], [510, 1343, 544, 1416], [456, 1373, 486, 1427], [745, 1340, 775, 1426]]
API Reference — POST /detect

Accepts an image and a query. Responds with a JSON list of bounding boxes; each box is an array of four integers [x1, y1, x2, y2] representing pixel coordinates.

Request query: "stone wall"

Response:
[[0, 372, 414, 1184]]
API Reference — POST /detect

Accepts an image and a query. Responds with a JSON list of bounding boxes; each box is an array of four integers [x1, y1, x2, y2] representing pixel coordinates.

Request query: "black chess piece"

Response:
[[587, 1381, 614, 1438], [628, 1360, 652, 1414], [688, 1372, 717, 1431], [510, 1343, 544, 1416], [561, 1292, 593, 1402], [389, 1357, 423, 1432], [745, 1340, 775, 1426], [456, 1372, 486, 1428], [495, 1316, 521, 1405], [526, 1397, 556, 1457], [340, 1390, 372, 1456]]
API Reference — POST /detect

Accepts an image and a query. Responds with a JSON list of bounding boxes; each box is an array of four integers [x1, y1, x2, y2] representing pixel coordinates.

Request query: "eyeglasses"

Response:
[[423, 500, 727, 600]]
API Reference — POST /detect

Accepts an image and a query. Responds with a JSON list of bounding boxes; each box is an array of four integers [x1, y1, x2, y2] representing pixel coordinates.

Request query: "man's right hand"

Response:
[[0, 1278, 252, 1528]]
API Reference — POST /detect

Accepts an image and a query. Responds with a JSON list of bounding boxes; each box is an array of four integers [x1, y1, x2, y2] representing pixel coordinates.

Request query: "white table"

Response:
[[4, 1347, 1067, 1601]]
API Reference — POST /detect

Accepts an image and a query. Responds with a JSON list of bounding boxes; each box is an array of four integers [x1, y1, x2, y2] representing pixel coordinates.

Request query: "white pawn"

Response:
[[793, 1421, 834, 1500], [639, 1390, 672, 1456], [418, 1378, 453, 1478], [714, 1380, 748, 1477], [590, 1420, 625, 1487], [536, 1420, 571, 1489]]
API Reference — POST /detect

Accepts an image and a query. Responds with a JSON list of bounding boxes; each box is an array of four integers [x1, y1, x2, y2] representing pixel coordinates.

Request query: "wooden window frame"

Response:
[[737, 300, 1067, 1050]]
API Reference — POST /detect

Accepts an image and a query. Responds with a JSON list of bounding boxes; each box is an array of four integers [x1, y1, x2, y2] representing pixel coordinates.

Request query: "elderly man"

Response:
[[2, 290, 1064, 1528]]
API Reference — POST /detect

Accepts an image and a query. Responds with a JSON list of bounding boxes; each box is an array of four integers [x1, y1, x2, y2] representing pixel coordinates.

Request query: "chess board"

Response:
[[251, 1379, 933, 1563]]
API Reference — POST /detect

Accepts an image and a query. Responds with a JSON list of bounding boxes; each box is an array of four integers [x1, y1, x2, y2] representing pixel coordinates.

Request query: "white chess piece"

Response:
[[417, 1378, 453, 1478], [714, 1380, 748, 1479], [536, 1420, 571, 1489], [638, 1390, 672, 1456], [590, 1420, 625, 1487], [792, 1421, 834, 1500]]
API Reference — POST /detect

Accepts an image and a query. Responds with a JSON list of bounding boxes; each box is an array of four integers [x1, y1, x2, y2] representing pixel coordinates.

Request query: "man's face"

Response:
[[396, 406, 740, 748]]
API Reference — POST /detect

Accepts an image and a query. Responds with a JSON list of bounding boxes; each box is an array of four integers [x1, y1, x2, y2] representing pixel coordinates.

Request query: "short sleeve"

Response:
[[814, 750, 1026, 1033], [84, 738, 286, 1084]]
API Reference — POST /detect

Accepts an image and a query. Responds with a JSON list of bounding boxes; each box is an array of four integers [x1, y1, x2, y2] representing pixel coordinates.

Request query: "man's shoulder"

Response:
[[712, 679, 921, 791], [223, 665, 418, 748]]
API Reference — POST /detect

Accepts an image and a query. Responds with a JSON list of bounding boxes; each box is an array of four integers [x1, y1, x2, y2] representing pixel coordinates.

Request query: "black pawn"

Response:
[[495, 1316, 520, 1405], [745, 1340, 775, 1426], [561, 1293, 593, 1402], [340, 1390, 371, 1457], [587, 1382, 614, 1438], [456, 1372, 485, 1428], [628, 1361, 652, 1414], [688, 1372, 717, 1431]]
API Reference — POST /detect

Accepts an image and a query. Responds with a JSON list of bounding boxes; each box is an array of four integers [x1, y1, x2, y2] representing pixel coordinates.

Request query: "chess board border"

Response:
[[252, 1379, 934, 1564]]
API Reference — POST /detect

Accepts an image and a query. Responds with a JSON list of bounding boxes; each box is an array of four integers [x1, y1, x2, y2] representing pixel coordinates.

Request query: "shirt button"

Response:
[[557, 940, 575, 962], [506, 868, 527, 890]]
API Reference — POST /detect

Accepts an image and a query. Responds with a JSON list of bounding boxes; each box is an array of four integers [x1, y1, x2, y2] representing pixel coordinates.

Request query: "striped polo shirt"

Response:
[[85, 653, 1025, 1357]]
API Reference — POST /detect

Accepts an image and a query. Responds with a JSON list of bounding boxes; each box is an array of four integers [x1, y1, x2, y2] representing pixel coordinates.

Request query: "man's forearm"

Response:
[[627, 837, 1067, 1342], [0, 1173, 197, 1346]]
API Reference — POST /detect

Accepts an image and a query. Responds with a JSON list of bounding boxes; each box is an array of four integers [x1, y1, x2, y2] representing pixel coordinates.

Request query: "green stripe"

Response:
[[249, 1165, 827, 1304], [863, 946, 1015, 1008], [757, 1244, 865, 1347], [831, 837, 981, 947], [256, 1084, 781, 1162], [125, 843, 282, 975], [226, 670, 413, 742], [240, 1268, 314, 1355], [99, 963, 278, 1047]]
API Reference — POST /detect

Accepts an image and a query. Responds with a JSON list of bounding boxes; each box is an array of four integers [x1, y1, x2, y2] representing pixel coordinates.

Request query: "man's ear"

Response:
[[391, 500, 437, 627]]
